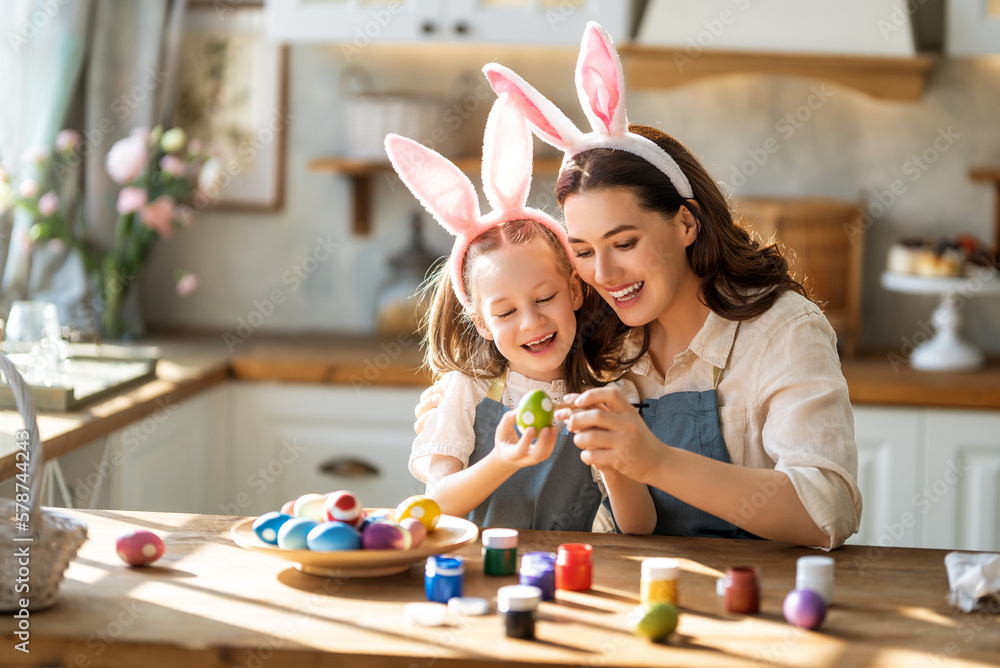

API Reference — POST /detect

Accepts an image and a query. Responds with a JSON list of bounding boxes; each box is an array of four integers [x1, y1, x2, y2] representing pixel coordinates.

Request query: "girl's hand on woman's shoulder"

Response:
[[557, 387, 665, 484], [414, 383, 444, 435], [492, 411, 558, 469]]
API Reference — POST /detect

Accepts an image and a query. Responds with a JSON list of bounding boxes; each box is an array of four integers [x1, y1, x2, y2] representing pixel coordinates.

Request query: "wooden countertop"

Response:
[[2, 509, 996, 668], [1, 335, 998, 483]]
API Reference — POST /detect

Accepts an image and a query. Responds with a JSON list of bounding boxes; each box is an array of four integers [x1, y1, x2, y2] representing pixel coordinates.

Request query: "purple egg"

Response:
[[361, 521, 412, 550], [783, 589, 827, 630], [307, 521, 361, 551]]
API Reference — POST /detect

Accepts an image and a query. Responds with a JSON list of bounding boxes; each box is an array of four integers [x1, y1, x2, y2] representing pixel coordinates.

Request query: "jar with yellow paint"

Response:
[[640, 558, 680, 606]]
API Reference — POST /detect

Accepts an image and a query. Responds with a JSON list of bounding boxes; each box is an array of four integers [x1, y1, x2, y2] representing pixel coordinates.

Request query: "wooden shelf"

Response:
[[309, 156, 565, 234], [970, 167, 1000, 246], [618, 46, 936, 101]]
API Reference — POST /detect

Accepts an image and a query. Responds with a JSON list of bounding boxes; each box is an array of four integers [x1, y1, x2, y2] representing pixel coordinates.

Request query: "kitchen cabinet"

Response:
[[225, 382, 425, 516], [947, 0, 1000, 54], [264, 0, 637, 45], [849, 405, 1000, 551]]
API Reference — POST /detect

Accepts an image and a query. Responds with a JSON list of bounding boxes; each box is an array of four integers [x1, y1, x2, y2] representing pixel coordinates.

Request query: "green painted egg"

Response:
[[516, 389, 554, 432]]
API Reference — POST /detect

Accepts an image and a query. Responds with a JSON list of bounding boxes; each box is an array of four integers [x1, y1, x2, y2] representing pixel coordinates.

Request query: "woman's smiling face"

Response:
[[563, 186, 699, 328]]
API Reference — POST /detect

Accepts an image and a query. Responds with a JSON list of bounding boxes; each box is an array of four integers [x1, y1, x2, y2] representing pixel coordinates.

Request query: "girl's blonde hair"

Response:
[[420, 218, 623, 393]]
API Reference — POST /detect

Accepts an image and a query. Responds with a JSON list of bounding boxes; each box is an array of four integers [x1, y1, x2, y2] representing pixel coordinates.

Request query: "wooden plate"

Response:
[[230, 511, 479, 578]]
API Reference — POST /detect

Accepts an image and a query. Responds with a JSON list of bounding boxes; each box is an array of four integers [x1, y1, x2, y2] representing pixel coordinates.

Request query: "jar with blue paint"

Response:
[[425, 555, 464, 603]]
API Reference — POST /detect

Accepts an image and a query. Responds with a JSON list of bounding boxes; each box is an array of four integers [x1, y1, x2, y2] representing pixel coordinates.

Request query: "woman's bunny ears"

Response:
[[483, 21, 694, 200], [385, 93, 574, 310]]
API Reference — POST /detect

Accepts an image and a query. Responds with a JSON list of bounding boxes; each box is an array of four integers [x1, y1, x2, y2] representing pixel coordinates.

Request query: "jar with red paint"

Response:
[[723, 566, 760, 614], [555, 543, 592, 591]]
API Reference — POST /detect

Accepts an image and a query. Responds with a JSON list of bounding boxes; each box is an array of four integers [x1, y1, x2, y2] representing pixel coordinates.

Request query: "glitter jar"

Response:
[[555, 543, 592, 592], [640, 557, 680, 606], [482, 528, 518, 576], [425, 555, 464, 603], [519, 551, 556, 600]]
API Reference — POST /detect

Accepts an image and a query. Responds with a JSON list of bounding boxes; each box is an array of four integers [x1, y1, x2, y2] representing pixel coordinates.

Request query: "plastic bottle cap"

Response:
[[448, 596, 490, 616], [426, 555, 464, 575], [404, 602, 449, 626], [496, 585, 542, 612], [557, 543, 593, 564], [482, 528, 519, 549], [796, 556, 834, 579], [641, 557, 681, 580], [726, 566, 759, 588]]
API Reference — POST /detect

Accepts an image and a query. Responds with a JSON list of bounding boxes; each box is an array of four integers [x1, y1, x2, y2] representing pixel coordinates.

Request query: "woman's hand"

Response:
[[557, 387, 666, 484], [413, 384, 444, 435], [491, 411, 558, 469]]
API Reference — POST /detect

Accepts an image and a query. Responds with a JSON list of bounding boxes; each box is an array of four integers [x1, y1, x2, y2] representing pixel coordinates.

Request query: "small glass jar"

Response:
[[796, 555, 834, 605], [555, 543, 592, 592], [519, 551, 556, 600], [482, 528, 518, 576], [723, 566, 760, 614], [497, 585, 542, 639], [640, 557, 680, 606], [425, 555, 464, 603]]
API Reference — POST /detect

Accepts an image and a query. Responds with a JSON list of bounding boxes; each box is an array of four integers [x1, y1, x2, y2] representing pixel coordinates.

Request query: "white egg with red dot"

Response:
[[293, 493, 327, 521], [324, 490, 363, 524], [116, 529, 165, 566]]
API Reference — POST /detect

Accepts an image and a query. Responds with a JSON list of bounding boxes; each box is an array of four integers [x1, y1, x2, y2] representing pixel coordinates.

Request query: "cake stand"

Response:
[[881, 271, 1000, 371]]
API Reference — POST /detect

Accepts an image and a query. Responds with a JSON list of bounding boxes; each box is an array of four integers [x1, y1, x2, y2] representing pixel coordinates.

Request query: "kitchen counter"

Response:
[[1, 334, 999, 481], [1, 509, 996, 667]]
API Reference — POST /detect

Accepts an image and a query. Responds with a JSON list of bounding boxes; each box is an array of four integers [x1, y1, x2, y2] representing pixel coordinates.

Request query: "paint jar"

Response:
[[796, 555, 835, 605], [555, 543, 592, 591], [640, 558, 680, 606], [425, 555, 464, 603], [482, 528, 519, 576], [723, 566, 760, 614], [497, 585, 542, 639], [519, 551, 557, 600]]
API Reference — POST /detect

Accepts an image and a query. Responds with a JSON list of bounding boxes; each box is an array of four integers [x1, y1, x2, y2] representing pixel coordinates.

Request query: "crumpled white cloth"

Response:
[[945, 551, 1000, 613]]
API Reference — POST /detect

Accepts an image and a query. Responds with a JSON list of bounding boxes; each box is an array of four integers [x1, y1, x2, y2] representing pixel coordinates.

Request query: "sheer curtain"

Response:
[[0, 0, 185, 332]]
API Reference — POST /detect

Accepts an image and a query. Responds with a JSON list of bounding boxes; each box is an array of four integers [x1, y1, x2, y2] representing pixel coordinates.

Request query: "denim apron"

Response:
[[466, 373, 602, 532], [640, 359, 759, 539]]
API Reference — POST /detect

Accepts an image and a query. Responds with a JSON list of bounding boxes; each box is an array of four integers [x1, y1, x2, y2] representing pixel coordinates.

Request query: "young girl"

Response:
[[385, 95, 653, 534]]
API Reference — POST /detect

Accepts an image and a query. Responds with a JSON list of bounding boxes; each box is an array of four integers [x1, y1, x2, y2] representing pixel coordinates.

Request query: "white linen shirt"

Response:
[[409, 369, 639, 488], [625, 291, 862, 549]]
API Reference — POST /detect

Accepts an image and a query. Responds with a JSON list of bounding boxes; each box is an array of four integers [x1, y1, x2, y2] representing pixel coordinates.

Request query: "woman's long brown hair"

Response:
[[420, 219, 628, 393]]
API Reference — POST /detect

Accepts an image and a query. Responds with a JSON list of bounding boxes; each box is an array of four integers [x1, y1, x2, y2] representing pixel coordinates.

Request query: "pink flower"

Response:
[[48, 238, 66, 254], [130, 126, 152, 145], [116, 186, 148, 215], [20, 146, 49, 165], [176, 272, 199, 297], [55, 130, 81, 154], [19, 179, 38, 198], [38, 191, 59, 216], [106, 133, 149, 184], [187, 139, 203, 155], [160, 154, 186, 178], [140, 195, 176, 238], [0, 165, 8, 183]]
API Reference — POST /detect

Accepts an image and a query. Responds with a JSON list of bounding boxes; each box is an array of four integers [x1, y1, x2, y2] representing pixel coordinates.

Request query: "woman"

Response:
[[419, 23, 861, 549]]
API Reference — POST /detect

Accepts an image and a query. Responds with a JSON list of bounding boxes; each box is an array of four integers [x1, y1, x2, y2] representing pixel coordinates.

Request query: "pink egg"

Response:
[[399, 517, 426, 547], [783, 589, 827, 630], [280, 499, 296, 515], [293, 493, 327, 521], [361, 521, 411, 550], [116, 529, 165, 566], [324, 490, 363, 525]]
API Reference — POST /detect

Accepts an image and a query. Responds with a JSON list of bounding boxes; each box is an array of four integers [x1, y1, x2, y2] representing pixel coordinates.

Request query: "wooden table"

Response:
[[2, 511, 998, 668]]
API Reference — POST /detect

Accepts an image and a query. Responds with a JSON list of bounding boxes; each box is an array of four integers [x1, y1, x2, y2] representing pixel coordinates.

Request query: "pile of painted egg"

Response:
[[251, 491, 442, 552]]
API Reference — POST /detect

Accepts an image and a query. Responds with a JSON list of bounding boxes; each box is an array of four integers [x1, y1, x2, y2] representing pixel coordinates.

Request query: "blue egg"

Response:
[[252, 512, 293, 545], [307, 521, 362, 551], [277, 518, 320, 550]]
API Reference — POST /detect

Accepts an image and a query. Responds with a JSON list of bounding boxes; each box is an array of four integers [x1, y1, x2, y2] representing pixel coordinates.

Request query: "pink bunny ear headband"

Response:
[[384, 93, 574, 310], [483, 21, 694, 200]]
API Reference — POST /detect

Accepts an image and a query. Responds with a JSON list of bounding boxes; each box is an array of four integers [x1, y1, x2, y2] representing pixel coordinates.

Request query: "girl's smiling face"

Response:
[[470, 237, 583, 382], [563, 186, 700, 328]]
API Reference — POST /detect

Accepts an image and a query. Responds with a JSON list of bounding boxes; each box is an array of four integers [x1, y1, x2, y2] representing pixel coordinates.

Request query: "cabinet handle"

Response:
[[421, 20, 437, 34], [453, 21, 470, 35], [318, 457, 381, 478]]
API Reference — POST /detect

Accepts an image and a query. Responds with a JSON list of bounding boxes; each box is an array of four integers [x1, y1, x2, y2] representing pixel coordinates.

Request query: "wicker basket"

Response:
[[0, 351, 87, 611]]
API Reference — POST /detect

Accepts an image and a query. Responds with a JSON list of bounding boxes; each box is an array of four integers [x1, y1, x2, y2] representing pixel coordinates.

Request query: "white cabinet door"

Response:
[[226, 383, 425, 517], [848, 406, 923, 548], [924, 410, 1000, 551], [111, 386, 229, 514], [264, 0, 636, 44]]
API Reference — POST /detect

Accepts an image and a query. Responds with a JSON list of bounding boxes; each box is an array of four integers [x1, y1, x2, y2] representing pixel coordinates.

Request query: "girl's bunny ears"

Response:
[[483, 21, 694, 200], [384, 93, 573, 310]]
